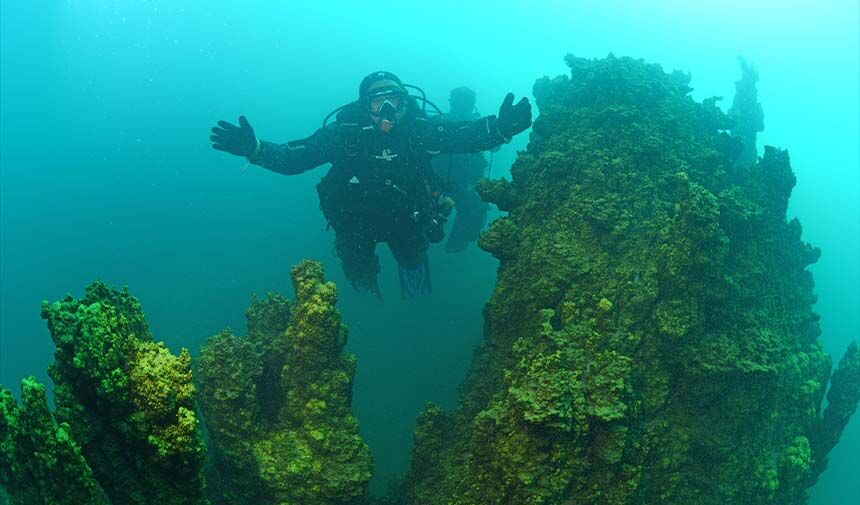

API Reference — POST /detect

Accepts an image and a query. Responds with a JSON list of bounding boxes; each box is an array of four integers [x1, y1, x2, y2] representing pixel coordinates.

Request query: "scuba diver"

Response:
[[210, 71, 531, 299], [432, 86, 497, 253]]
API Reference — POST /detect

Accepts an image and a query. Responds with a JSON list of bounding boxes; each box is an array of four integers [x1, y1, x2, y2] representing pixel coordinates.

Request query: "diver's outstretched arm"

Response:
[[420, 93, 532, 154], [248, 129, 335, 176], [210, 115, 334, 176]]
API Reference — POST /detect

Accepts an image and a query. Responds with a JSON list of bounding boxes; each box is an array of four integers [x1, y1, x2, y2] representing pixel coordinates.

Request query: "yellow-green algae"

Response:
[[197, 260, 372, 505], [1, 55, 858, 505], [0, 262, 372, 505], [0, 377, 106, 505], [39, 282, 208, 505], [401, 54, 860, 505]]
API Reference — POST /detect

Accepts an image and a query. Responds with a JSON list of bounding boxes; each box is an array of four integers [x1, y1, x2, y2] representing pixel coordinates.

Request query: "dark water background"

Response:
[[1, 1, 857, 501]]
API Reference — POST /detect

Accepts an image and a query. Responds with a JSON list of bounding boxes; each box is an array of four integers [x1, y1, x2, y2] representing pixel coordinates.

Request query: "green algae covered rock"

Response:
[[198, 260, 372, 505], [40, 282, 208, 505], [404, 54, 860, 505], [0, 377, 106, 505]]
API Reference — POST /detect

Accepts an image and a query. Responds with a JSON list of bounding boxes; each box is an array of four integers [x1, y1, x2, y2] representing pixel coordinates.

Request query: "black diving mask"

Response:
[[368, 87, 405, 132]]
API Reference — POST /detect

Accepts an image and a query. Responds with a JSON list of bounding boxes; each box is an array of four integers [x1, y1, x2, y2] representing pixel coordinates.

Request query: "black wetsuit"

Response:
[[248, 99, 506, 289]]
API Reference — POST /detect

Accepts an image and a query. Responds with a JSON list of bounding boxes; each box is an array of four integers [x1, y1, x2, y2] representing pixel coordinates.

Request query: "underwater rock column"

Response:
[[197, 260, 372, 505], [403, 54, 860, 505], [40, 282, 209, 505], [0, 377, 107, 505]]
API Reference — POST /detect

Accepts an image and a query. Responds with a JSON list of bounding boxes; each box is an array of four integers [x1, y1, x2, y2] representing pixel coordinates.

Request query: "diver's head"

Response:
[[360, 71, 407, 133], [449, 86, 477, 117]]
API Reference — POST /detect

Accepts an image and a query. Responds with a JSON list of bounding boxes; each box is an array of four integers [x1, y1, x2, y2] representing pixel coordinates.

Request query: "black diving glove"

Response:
[[210, 115, 258, 157], [496, 93, 532, 139]]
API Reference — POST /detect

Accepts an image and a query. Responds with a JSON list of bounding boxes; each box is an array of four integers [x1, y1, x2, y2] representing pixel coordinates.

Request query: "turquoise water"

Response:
[[0, 1, 856, 501]]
